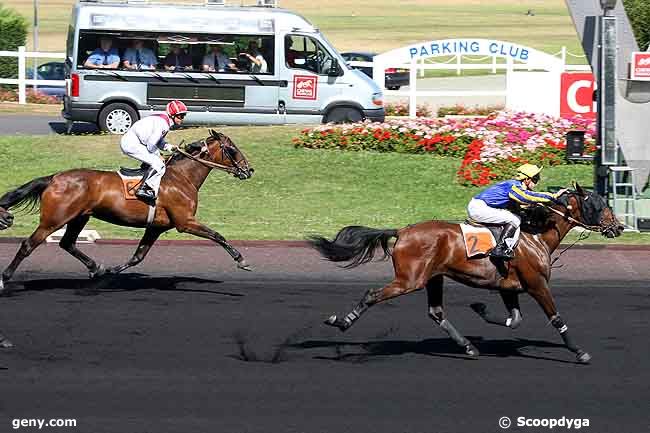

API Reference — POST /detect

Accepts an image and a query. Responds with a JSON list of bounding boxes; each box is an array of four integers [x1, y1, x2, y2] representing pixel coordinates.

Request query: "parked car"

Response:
[[341, 52, 409, 90], [26, 61, 66, 100]]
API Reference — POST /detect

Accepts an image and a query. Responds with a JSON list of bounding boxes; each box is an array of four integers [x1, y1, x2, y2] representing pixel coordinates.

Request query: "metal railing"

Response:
[[0, 46, 66, 104]]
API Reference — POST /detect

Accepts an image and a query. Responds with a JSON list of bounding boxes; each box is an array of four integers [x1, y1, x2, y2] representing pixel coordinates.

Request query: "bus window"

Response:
[[285, 35, 334, 75]]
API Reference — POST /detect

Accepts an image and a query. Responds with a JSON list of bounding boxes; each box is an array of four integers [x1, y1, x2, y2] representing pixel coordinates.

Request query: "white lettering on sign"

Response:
[[567, 80, 594, 114], [560, 73, 596, 119]]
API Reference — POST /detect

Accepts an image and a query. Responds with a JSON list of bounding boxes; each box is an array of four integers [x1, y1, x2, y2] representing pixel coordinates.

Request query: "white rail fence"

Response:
[[0, 46, 589, 105], [348, 47, 590, 77], [0, 46, 66, 104]]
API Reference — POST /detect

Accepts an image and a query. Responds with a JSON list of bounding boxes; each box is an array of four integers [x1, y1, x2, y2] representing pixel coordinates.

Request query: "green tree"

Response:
[[0, 4, 28, 83], [623, 0, 650, 50]]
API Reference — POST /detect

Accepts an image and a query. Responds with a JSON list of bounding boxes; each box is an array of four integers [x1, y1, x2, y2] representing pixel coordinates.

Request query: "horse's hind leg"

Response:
[[0, 225, 59, 294], [426, 275, 479, 357], [59, 215, 104, 278], [324, 278, 414, 332], [470, 291, 523, 329], [106, 226, 165, 275]]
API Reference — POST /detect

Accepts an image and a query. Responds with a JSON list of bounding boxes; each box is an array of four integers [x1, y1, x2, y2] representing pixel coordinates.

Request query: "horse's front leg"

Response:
[[527, 281, 591, 364], [106, 226, 166, 275], [470, 290, 523, 329], [176, 218, 251, 271]]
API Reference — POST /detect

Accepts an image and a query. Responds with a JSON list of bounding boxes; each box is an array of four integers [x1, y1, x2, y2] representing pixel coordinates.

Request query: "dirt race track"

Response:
[[0, 242, 648, 433]]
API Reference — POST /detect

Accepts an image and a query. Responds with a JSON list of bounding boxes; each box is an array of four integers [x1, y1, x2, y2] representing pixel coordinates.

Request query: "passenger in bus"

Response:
[[84, 37, 120, 69], [239, 40, 267, 74], [123, 40, 157, 70], [163, 45, 193, 71], [202, 45, 236, 72]]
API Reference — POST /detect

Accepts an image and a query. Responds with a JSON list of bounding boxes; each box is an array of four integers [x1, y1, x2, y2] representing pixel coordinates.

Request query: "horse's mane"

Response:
[[519, 191, 575, 234]]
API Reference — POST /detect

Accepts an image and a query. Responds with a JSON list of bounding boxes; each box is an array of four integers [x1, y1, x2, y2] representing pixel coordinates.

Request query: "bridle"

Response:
[[541, 193, 618, 234], [175, 138, 249, 179]]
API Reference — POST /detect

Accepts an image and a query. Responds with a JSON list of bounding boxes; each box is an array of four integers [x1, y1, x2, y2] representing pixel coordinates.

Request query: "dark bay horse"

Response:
[[310, 185, 624, 363], [0, 130, 253, 295]]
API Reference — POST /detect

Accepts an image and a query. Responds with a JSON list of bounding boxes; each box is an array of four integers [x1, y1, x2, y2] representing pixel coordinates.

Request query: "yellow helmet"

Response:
[[515, 164, 542, 180]]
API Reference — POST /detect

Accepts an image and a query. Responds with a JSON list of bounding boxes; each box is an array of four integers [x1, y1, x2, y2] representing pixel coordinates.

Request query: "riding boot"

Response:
[[135, 168, 157, 205], [489, 223, 518, 260]]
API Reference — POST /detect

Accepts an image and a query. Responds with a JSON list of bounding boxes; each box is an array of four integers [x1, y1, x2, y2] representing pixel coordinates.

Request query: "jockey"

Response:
[[120, 100, 188, 204], [467, 164, 566, 260]]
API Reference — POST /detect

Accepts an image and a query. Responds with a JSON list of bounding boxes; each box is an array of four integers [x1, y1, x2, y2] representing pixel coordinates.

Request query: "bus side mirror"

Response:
[[328, 59, 342, 77]]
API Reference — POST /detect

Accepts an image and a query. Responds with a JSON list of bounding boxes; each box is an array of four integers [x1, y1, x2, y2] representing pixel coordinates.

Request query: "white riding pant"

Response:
[[467, 198, 521, 247], [120, 131, 166, 195]]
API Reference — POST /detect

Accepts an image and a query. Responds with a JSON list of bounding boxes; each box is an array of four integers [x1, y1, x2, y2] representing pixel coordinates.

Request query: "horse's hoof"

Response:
[[0, 337, 13, 348], [464, 343, 480, 357], [0, 277, 8, 296], [89, 264, 106, 279], [576, 351, 591, 364], [236, 260, 253, 272], [324, 315, 348, 332]]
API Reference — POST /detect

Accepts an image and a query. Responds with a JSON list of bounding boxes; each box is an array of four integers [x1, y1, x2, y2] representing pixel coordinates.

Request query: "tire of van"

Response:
[[325, 107, 364, 124], [99, 103, 139, 135]]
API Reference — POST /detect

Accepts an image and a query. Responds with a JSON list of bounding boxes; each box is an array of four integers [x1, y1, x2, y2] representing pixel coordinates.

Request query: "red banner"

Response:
[[560, 72, 596, 119]]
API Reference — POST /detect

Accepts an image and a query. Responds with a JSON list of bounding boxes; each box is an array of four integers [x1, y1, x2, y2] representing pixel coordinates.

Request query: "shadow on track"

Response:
[[291, 337, 579, 364], [2, 273, 243, 298]]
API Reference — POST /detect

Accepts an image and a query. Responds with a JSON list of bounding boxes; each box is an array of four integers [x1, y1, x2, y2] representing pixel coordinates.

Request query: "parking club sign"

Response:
[[293, 75, 318, 100], [631, 52, 650, 81]]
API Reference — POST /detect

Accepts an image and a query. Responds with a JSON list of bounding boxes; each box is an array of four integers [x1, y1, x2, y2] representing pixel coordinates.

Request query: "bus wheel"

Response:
[[99, 103, 138, 134], [325, 107, 363, 124]]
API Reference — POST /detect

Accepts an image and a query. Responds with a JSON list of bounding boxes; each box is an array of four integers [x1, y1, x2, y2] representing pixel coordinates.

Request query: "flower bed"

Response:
[[0, 88, 60, 104], [385, 101, 432, 117], [293, 110, 595, 186], [437, 104, 504, 117]]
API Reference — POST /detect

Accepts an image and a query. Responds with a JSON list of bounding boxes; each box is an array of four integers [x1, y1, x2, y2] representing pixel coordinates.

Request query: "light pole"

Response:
[[595, 0, 618, 195]]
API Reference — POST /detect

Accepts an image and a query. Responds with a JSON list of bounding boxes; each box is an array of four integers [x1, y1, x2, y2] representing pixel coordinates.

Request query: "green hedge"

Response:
[[0, 5, 28, 83], [623, 0, 650, 51]]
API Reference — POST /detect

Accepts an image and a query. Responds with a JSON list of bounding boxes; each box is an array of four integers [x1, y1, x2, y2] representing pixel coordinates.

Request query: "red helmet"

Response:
[[166, 100, 188, 117]]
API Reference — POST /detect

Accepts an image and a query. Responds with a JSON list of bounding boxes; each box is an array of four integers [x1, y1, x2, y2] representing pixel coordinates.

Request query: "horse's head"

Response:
[[201, 129, 254, 180], [0, 206, 14, 230], [557, 183, 624, 238]]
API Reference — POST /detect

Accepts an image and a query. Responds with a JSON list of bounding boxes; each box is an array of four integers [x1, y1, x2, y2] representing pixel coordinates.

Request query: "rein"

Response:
[[175, 145, 237, 174], [540, 203, 601, 231]]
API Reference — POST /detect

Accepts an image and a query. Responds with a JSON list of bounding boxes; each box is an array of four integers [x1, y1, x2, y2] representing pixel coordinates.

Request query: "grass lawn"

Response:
[[0, 125, 647, 244], [4, 0, 584, 56]]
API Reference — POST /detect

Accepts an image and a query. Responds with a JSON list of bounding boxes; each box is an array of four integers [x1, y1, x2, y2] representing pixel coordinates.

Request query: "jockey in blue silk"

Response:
[[467, 164, 568, 260]]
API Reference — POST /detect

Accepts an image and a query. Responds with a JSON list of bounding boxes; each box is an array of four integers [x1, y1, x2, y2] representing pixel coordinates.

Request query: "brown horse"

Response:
[[0, 129, 253, 295], [310, 185, 624, 363]]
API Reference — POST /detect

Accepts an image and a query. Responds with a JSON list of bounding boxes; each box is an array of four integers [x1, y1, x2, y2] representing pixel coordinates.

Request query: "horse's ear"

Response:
[[209, 129, 217, 138], [574, 182, 587, 196]]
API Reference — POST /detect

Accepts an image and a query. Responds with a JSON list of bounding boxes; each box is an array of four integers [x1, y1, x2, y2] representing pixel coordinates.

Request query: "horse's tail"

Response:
[[0, 175, 54, 214], [308, 225, 399, 269]]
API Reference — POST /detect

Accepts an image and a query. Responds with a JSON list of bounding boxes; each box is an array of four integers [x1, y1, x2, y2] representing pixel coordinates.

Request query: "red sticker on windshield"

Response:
[[293, 75, 318, 100]]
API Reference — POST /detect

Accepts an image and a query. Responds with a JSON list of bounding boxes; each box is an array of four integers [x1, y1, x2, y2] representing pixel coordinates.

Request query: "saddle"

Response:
[[117, 163, 150, 201], [465, 219, 506, 242], [460, 219, 505, 258], [119, 162, 150, 177]]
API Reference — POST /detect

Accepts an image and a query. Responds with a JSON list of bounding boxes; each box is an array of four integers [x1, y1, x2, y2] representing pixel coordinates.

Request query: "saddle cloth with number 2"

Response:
[[459, 224, 497, 258]]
